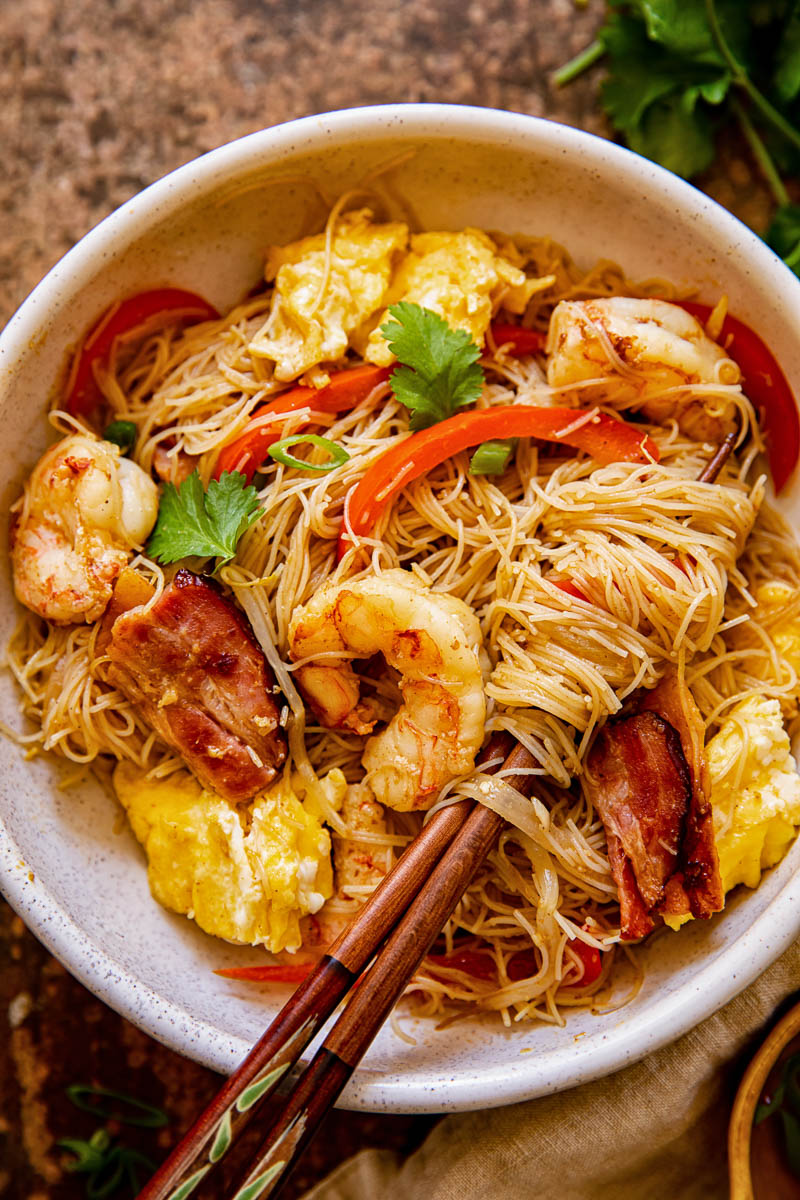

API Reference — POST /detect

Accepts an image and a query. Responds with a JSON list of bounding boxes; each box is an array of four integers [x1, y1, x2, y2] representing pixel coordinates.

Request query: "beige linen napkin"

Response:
[[302, 939, 800, 1200]]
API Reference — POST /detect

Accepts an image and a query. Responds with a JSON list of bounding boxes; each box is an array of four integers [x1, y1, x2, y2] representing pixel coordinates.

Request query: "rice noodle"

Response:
[[6, 223, 800, 1029]]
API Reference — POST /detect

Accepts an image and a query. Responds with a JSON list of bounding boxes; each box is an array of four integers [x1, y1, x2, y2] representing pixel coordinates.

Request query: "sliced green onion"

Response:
[[268, 434, 350, 473], [469, 438, 517, 476], [102, 420, 137, 455]]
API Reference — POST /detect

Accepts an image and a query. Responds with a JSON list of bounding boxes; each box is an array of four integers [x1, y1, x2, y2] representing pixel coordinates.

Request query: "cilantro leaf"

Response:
[[775, 4, 800, 103], [629, 0, 750, 66], [147, 470, 261, 566], [600, 11, 730, 138], [204, 471, 263, 547], [600, 13, 685, 131], [380, 302, 485, 431], [766, 202, 800, 274], [749, 1, 793, 25], [632, 0, 719, 58], [627, 89, 717, 177]]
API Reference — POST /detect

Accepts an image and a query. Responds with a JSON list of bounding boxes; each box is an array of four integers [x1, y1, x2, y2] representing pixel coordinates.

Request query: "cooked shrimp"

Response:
[[334, 782, 393, 899], [290, 782, 392, 954], [546, 297, 741, 443], [10, 433, 159, 625], [288, 568, 487, 810]]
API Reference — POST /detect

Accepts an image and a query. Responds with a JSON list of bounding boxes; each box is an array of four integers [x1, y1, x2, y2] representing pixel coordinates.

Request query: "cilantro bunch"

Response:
[[557, 0, 800, 276]]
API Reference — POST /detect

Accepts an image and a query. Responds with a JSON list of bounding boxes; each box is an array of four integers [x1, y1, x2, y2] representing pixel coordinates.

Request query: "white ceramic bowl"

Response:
[[2, 104, 800, 1114]]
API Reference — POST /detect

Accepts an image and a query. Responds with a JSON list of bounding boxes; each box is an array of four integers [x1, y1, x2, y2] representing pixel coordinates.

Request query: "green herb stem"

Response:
[[705, 0, 800, 156], [553, 39, 605, 88], [65, 1084, 168, 1129], [731, 97, 791, 209]]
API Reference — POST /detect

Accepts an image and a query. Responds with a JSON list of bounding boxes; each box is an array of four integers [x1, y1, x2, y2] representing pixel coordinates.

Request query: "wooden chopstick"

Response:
[[227, 740, 536, 1200], [696, 429, 737, 483], [136, 732, 515, 1200], [138, 439, 737, 1200], [218, 437, 737, 1198]]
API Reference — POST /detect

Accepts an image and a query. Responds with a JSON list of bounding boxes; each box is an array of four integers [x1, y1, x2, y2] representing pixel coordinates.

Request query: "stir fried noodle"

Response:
[[8, 210, 800, 1030]]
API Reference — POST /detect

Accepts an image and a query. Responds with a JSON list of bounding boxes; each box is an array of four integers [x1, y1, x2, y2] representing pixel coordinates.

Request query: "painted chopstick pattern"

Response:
[[136, 735, 512, 1200], [229, 742, 536, 1199]]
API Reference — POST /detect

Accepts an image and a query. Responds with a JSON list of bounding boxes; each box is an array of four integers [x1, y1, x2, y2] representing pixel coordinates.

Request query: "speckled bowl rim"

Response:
[[3, 103, 800, 1113]]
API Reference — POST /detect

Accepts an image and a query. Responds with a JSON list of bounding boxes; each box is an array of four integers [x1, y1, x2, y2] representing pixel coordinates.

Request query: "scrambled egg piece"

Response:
[[708, 695, 800, 892], [662, 695, 800, 930], [114, 762, 347, 952], [755, 583, 800, 700], [364, 228, 539, 366], [248, 209, 407, 380], [248, 212, 542, 379]]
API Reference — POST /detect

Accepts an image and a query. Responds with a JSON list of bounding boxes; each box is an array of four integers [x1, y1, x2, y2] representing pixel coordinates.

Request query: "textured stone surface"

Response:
[[0, 0, 610, 326], [0, 0, 775, 1196]]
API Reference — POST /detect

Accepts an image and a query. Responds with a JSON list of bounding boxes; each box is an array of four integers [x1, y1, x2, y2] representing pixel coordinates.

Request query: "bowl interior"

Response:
[[2, 106, 800, 1112]]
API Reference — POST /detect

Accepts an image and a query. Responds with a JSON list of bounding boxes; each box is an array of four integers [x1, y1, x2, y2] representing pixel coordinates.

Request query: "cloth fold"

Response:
[[302, 938, 800, 1200]]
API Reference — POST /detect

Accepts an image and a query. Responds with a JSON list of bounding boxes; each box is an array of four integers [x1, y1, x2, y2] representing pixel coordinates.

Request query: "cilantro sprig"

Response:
[[556, 0, 800, 278], [380, 302, 485, 430], [147, 469, 261, 568]]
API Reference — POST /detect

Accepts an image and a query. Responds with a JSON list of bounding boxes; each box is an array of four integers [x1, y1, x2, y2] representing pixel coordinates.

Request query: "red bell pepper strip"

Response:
[[214, 963, 315, 984], [507, 938, 602, 987], [65, 288, 220, 417], [217, 940, 602, 989], [564, 938, 603, 986], [552, 578, 591, 603], [215, 948, 498, 987], [214, 364, 391, 482], [506, 949, 537, 982], [339, 406, 659, 557], [488, 322, 547, 356], [424, 949, 497, 981], [676, 301, 799, 493]]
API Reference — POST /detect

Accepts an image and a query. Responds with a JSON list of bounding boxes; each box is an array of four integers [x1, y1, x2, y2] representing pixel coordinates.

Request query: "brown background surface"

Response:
[[0, 1, 777, 1197]]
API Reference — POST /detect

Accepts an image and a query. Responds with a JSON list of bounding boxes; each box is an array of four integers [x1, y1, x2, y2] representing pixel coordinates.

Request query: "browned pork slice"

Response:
[[604, 832, 656, 941], [639, 672, 723, 920], [106, 568, 286, 802], [584, 669, 723, 940], [585, 711, 691, 938]]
